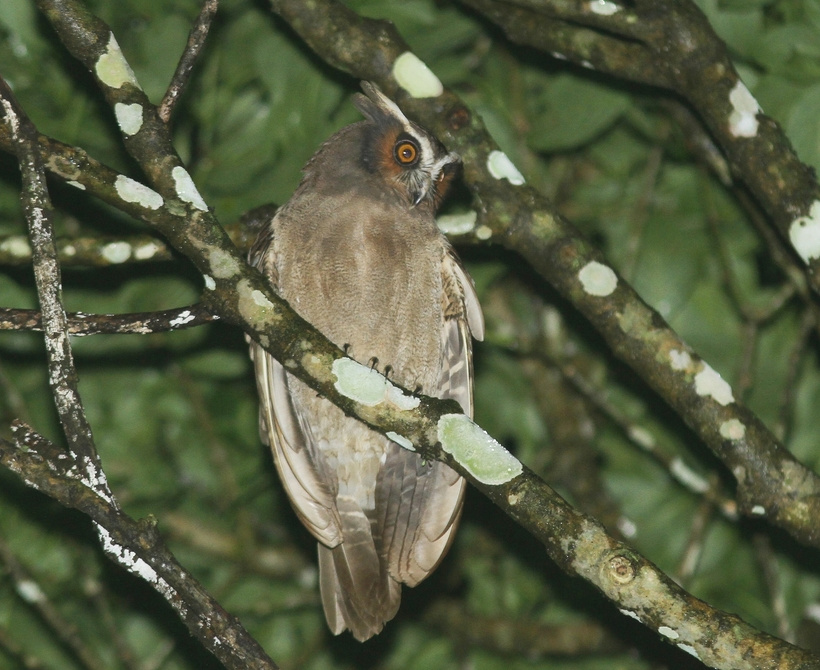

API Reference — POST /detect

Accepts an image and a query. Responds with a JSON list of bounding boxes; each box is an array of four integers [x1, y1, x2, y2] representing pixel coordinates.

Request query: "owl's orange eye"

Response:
[[393, 137, 419, 166]]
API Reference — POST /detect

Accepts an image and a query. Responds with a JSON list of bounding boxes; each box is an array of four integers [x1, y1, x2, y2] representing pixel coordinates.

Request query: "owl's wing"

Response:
[[247, 225, 342, 548], [438, 245, 484, 412], [379, 245, 483, 587]]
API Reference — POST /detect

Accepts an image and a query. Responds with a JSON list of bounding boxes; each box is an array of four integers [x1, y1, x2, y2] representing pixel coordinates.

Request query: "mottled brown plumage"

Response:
[[248, 82, 483, 641]]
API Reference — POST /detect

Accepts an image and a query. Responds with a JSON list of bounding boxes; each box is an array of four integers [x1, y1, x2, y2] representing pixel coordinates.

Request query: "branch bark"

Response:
[[0, 423, 279, 670], [0, 303, 216, 335], [461, 0, 820, 292]]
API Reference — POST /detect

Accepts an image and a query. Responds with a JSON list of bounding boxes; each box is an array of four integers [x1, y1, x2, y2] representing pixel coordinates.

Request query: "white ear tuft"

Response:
[[355, 81, 412, 128]]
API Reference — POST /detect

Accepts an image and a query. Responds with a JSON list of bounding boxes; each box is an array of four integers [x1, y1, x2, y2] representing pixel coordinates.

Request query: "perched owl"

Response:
[[248, 82, 483, 641]]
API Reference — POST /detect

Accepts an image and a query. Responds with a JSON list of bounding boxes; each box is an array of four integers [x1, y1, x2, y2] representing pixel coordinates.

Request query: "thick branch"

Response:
[[461, 0, 820, 293]]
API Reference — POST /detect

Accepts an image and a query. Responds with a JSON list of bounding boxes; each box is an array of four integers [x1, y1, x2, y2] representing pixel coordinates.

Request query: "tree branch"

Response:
[[461, 0, 820, 293], [158, 0, 219, 124], [0, 303, 216, 335], [0, 74, 104, 491], [0, 423, 279, 670]]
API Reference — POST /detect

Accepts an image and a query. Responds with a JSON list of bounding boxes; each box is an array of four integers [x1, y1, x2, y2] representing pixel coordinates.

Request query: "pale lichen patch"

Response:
[[658, 626, 679, 640], [171, 166, 208, 212], [332, 359, 385, 405], [789, 200, 820, 264], [80, 456, 114, 505], [101, 241, 131, 264], [619, 608, 641, 622], [670, 457, 709, 493], [694, 362, 734, 406], [133, 241, 162, 260], [719, 418, 746, 440], [588, 0, 620, 15], [392, 52, 443, 98], [203, 274, 216, 291], [237, 278, 278, 333], [473, 225, 492, 242], [578, 261, 618, 297], [669, 348, 692, 371], [251, 289, 275, 309], [331, 358, 419, 410], [208, 247, 240, 279], [387, 431, 415, 451], [437, 211, 477, 235], [385, 384, 421, 410], [114, 175, 163, 210], [169, 310, 195, 327], [67, 180, 86, 190], [487, 150, 525, 185], [114, 102, 143, 136], [728, 81, 760, 138], [677, 644, 700, 660], [751, 505, 766, 515], [437, 414, 523, 486], [96, 524, 183, 615], [301, 352, 335, 384], [95, 34, 139, 89]]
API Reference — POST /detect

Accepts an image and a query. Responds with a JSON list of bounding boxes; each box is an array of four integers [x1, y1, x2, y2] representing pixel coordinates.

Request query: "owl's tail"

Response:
[[317, 495, 400, 642]]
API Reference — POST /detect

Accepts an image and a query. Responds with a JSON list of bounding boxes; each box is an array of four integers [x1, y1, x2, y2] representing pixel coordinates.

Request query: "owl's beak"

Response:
[[410, 182, 431, 207], [411, 152, 460, 207]]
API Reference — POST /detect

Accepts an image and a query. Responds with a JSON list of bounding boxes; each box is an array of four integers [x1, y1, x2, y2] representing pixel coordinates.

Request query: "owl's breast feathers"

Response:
[[274, 186, 444, 391]]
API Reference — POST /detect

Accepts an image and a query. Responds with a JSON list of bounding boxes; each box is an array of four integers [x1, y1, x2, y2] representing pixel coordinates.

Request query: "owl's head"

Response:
[[353, 82, 460, 209]]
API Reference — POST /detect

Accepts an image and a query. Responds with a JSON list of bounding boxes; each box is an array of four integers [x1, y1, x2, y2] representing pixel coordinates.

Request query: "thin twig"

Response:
[[0, 304, 217, 335], [0, 74, 108, 495], [158, 0, 219, 123], [754, 534, 794, 643], [775, 309, 817, 443]]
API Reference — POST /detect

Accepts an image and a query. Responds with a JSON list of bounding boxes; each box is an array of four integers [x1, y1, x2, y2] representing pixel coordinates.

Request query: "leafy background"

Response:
[[2, 0, 820, 668]]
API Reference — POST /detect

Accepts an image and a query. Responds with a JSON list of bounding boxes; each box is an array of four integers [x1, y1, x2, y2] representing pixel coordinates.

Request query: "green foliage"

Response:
[[2, 0, 820, 668]]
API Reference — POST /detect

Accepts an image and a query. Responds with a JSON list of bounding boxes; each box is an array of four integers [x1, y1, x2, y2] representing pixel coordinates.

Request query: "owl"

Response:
[[248, 82, 484, 641]]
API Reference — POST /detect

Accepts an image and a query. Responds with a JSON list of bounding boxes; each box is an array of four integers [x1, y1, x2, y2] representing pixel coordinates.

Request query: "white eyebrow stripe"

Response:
[[416, 132, 435, 165]]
